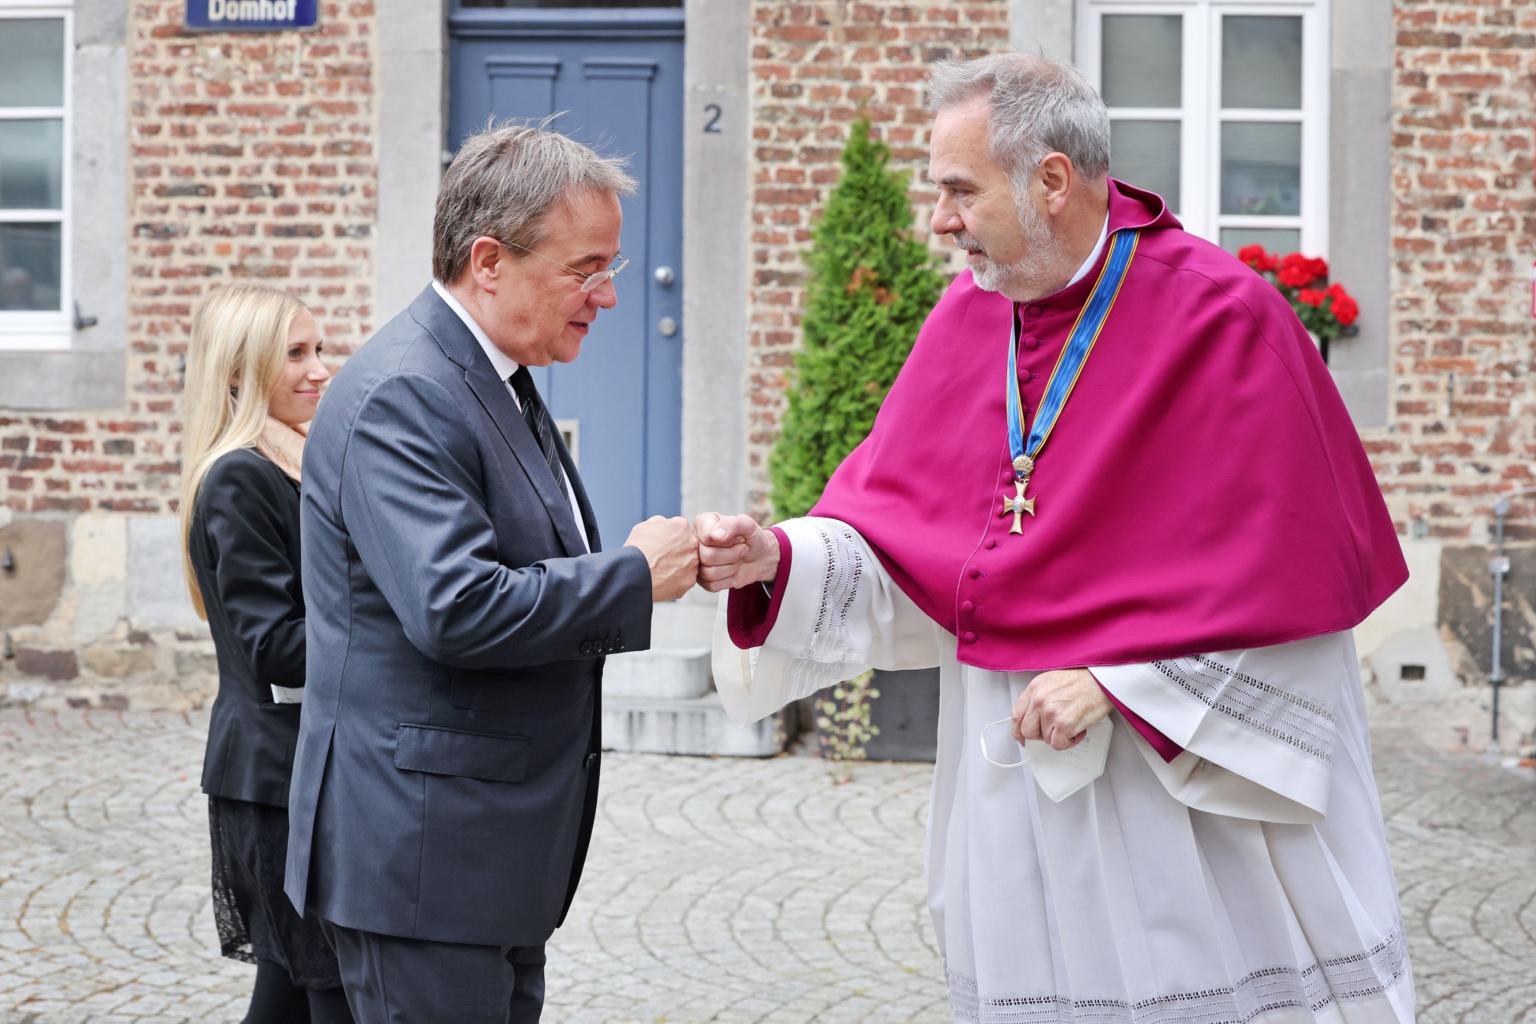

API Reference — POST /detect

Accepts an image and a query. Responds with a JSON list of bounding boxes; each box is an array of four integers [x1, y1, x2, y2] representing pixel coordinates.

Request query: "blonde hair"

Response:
[[178, 284, 307, 619]]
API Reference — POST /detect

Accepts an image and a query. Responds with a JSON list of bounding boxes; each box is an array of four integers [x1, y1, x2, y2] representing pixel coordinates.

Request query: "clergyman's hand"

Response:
[[692, 512, 780, 592], [623, 516, 699, 602], [1012, 669, 1113, 751]]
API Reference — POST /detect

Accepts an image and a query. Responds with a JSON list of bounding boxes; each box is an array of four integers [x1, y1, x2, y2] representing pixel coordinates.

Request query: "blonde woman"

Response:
[[179, 285, 352, 1024]]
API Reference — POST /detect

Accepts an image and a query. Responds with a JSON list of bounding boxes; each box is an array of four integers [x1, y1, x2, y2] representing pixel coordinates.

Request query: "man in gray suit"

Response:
[[285, 122, 698, 1022]]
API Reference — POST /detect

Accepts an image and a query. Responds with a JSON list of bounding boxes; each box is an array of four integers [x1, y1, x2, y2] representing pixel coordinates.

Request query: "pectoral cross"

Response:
[[1002, 478, 1036, 534], [1000, 454, 1036, 534]]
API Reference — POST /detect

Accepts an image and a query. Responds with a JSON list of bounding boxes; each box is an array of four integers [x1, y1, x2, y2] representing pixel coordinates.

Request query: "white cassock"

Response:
[[715, 517, 1415, 1024]]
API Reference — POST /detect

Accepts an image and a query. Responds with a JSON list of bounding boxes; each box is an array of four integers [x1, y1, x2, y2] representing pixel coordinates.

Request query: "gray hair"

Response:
[[432, 116, 637, 284], [926, 54, 1111, 183]]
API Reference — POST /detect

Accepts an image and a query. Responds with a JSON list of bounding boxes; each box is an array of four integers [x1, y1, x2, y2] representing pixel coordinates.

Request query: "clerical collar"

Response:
[[432, 280, 523, 385], [1064, 214, 1110, 290]]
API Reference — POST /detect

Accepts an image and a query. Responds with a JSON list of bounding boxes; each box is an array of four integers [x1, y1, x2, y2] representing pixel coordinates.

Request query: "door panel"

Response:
[[485, 56, 559, 116], [451, 22, 683, 551]]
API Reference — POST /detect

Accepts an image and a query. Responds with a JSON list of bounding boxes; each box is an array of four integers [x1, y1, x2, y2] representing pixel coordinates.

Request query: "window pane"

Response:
[[1110, 120, 1180, 213], [0, 19, 65, 107], [1219, 226, 1301, 257], [0, 121, 65, 210], [1222, 17, 1302, 109], [1221, 122, 1300, 215], [0, 222, 62, 311], [1101, 15, 1181, 108]]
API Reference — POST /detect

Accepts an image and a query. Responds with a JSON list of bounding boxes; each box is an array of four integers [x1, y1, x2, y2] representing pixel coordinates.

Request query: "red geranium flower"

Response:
[[1232, 244, 1360, 361], [1332, 294, 1359, 326], [1276, 253, 1317, 288]]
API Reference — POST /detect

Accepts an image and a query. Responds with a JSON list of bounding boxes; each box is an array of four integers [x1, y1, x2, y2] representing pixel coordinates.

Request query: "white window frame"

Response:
[[1078, 0, 1330, 257], [0, 0, 73, 350]]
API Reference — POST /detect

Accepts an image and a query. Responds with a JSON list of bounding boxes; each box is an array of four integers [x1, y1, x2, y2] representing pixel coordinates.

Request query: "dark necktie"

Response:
[[507, 367, 570, 499]]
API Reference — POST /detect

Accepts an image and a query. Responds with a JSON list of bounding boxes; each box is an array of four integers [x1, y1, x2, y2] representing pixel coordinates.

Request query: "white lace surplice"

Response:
[[713, 517, 1415, 1024]]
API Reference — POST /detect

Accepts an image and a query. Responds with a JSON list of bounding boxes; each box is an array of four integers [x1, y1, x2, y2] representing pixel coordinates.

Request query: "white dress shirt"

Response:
[[1064, 213, 1110, 290], [432, 280, 591, 551]]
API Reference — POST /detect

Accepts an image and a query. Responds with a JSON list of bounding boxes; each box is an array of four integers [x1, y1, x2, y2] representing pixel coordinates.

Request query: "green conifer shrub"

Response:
[[767, 118, 947, 520], [766, 118, 947, 778]]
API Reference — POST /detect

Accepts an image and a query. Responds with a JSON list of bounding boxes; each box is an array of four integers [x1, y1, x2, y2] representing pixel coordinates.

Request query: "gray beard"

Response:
[[966, 201, 1070, 302]]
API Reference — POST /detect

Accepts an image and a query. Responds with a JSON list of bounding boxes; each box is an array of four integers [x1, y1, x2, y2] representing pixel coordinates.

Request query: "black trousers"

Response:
[[322, 920, 545, 1024]]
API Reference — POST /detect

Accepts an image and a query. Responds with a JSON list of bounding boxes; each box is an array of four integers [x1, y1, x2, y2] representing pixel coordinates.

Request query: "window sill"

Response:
[[0, 332, 73, 352], [0, 347, 124, 410]]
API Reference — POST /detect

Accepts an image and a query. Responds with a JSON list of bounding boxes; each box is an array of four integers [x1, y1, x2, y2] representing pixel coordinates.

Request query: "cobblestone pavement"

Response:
[[0, 709, 1532, 1023]]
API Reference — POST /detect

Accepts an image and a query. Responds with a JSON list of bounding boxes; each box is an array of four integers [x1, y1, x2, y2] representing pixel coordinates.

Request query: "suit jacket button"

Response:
[[579, 641, 592, 655]]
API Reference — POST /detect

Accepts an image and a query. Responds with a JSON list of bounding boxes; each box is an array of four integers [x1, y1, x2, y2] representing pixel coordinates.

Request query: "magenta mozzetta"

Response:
[[811, 180, 1408, 671]]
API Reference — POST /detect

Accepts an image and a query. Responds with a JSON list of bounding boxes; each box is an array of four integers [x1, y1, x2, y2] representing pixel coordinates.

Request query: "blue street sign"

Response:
[[185, 0, 318, 31]]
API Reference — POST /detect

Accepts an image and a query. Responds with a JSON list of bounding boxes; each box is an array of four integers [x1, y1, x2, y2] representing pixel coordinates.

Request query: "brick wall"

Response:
[[0, 1, 376, 707], [0, 0, 377, 518], [1373, 0, 1536, 542], [744, 0, 1010, 516]]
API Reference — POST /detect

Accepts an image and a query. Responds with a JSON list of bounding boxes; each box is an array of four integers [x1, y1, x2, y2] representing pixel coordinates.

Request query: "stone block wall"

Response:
[[0, 0, 377, 706], [0, 507, 214, 708]]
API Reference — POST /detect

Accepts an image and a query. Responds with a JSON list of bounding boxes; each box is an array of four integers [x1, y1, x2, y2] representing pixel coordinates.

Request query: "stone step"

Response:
[[602, 691, 787, 758], [602, 646, 712, 700]]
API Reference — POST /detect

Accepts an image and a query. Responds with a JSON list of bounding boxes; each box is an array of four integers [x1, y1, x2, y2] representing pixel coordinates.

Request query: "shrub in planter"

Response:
[[768, 117, 947, 777]]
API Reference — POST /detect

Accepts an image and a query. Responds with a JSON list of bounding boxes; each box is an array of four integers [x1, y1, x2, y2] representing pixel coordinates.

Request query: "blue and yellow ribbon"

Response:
[[1005, 229, 1139, 509]]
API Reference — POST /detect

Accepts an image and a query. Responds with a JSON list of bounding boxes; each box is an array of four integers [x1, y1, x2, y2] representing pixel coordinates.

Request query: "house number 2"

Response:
[[703, 104, 723, 133]]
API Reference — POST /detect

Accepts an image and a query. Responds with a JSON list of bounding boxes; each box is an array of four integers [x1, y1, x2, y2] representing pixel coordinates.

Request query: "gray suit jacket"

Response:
[[285, 286, 653, 946]]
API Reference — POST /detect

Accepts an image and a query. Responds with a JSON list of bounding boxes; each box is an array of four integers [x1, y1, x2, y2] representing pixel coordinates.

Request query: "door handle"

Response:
[[654, 265, 675, 286]]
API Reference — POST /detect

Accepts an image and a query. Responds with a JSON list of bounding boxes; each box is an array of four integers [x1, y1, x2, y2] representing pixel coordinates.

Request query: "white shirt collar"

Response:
[[1063, 214, 1110, 290], [432, 280, 522, 385]]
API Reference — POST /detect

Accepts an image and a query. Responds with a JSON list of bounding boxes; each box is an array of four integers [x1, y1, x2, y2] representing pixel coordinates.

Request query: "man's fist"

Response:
[[1011, 669, 1113, 750], [692, 512, 780, 592], [623, 516, 699, 602]]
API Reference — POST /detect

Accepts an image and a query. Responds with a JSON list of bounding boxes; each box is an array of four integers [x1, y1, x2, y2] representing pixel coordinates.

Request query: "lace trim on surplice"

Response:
[[1151, 654, 1336, 762], [946, 919, 1409, 1023], [751, 521, 868, 700]]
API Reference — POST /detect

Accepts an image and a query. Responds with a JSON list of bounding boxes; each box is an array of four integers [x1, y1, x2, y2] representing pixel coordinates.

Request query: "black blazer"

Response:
[[190, 447, 306, 808], [285, 286, 654, 947]]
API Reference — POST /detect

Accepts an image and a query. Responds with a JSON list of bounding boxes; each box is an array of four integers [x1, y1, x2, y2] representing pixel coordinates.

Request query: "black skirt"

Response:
[[208, 795, 343, 989]]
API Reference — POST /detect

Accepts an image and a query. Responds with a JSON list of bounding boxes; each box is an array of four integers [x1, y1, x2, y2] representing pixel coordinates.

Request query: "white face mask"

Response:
[[977, 717, 1115, 802], [979, 717, 1031, 769]]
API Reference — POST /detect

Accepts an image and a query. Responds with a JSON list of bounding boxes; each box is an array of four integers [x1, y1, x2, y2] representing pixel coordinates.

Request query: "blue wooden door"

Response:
[[450, 10, 684, 549]]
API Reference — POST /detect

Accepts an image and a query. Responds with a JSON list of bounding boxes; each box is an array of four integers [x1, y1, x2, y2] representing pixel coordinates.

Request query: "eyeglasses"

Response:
[[499, 238, 629, 293]]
